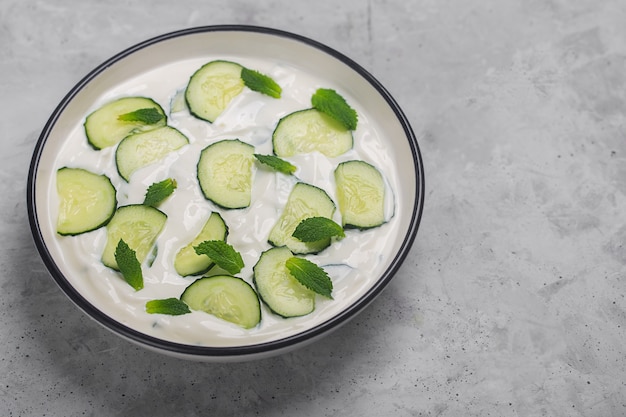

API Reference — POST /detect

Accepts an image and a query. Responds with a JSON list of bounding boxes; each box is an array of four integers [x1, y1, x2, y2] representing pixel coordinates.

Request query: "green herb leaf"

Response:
[[285, 257, 333, 299], [241, 67, 282, 98], [114, 239, 143, 290], [194, 240, 244, 275], [254, 154, 296, 175], [143, 178, 177, 207], [292, 216, 345, 242], [311, 88, 358, 131], [146, 298, 191, 315], [117, 107, 165, 125]]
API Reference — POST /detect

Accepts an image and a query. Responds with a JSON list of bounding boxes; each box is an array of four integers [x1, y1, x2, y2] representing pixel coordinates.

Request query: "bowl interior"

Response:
[[29, 26, 424, 360]]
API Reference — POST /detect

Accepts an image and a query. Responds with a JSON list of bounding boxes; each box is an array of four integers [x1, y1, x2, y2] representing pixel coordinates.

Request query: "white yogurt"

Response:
[[48, 56, 401, 347]]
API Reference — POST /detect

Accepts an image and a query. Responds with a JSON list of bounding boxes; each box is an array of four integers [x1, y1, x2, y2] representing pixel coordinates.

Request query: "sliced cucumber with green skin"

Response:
[[185, 60, 244, 123], [84, 97, 167, 150], [268, 182, 336, 254], [174, 212, 228, 277], [253, 246, 315, 318], [170, 89, 187, 114], [115, 126, 189, 182], [272, 108, 353, 157], [56, 167, 117, 236], [101, 205, 167, 270], [180, 275, 261, 329], [197, 139, 255, 209], [335, 160, 386, 229]]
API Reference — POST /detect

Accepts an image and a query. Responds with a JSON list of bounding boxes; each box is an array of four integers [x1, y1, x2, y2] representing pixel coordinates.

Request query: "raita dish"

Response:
[[27, 25, 425, 361]]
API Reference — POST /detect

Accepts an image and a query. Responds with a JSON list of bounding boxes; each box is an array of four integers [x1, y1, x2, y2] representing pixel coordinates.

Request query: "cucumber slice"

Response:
[[170, 89, 187, 114], [180, 275, 261, 329], [185, 60, 244, 122], [334, 160, 386, 229], [174, 212, 228, 277], [272, 108, 353, 157], [115, 126, 189, 182], [268, 182, 336, 254], [56, 167, 117, 236], [197, 139, 255, 209], [253, 247, 315, 318], [84, 97, 167, 150], [101, 205, 167, 270]]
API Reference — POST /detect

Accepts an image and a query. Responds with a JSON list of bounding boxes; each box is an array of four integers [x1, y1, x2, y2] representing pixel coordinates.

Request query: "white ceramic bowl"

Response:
[[27, 25, 425, 361]]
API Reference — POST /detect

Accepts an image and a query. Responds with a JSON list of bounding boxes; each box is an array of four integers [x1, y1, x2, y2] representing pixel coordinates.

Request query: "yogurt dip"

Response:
[[47, 56, 401, 347]]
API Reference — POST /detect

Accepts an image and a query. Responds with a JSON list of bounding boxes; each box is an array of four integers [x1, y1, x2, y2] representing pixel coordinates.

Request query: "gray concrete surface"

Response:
[[2, 0, 625, 415]]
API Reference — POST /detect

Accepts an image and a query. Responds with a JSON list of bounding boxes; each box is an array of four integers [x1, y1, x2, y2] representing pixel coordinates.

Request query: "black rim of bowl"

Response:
[[27, 24, 425, 359]]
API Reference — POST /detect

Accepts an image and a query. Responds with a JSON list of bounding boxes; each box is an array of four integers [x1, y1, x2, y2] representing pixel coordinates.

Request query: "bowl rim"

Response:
[[26, 24, 425, 359]]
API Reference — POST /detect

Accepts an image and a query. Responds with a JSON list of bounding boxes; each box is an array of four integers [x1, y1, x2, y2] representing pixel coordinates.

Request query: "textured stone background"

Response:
[[1, 0, 625, 416]]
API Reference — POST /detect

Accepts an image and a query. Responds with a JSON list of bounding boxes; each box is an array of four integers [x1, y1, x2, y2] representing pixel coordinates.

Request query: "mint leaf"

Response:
[[286, 257, 333, 299], [254, 154, 296, 175], [311, 88, 358, 131], [143, 178, 177, 207], [194, 240, 244, 274], [118, 108, 165, 124], [293, 216, 345, 242], [241, 68, 282, 98], [146, 298, 191, 315], [114, 239, 143, 290]]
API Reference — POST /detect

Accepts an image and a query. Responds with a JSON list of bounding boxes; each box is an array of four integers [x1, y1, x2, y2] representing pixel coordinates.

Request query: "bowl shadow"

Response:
[[13, 228, 394, 415]]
